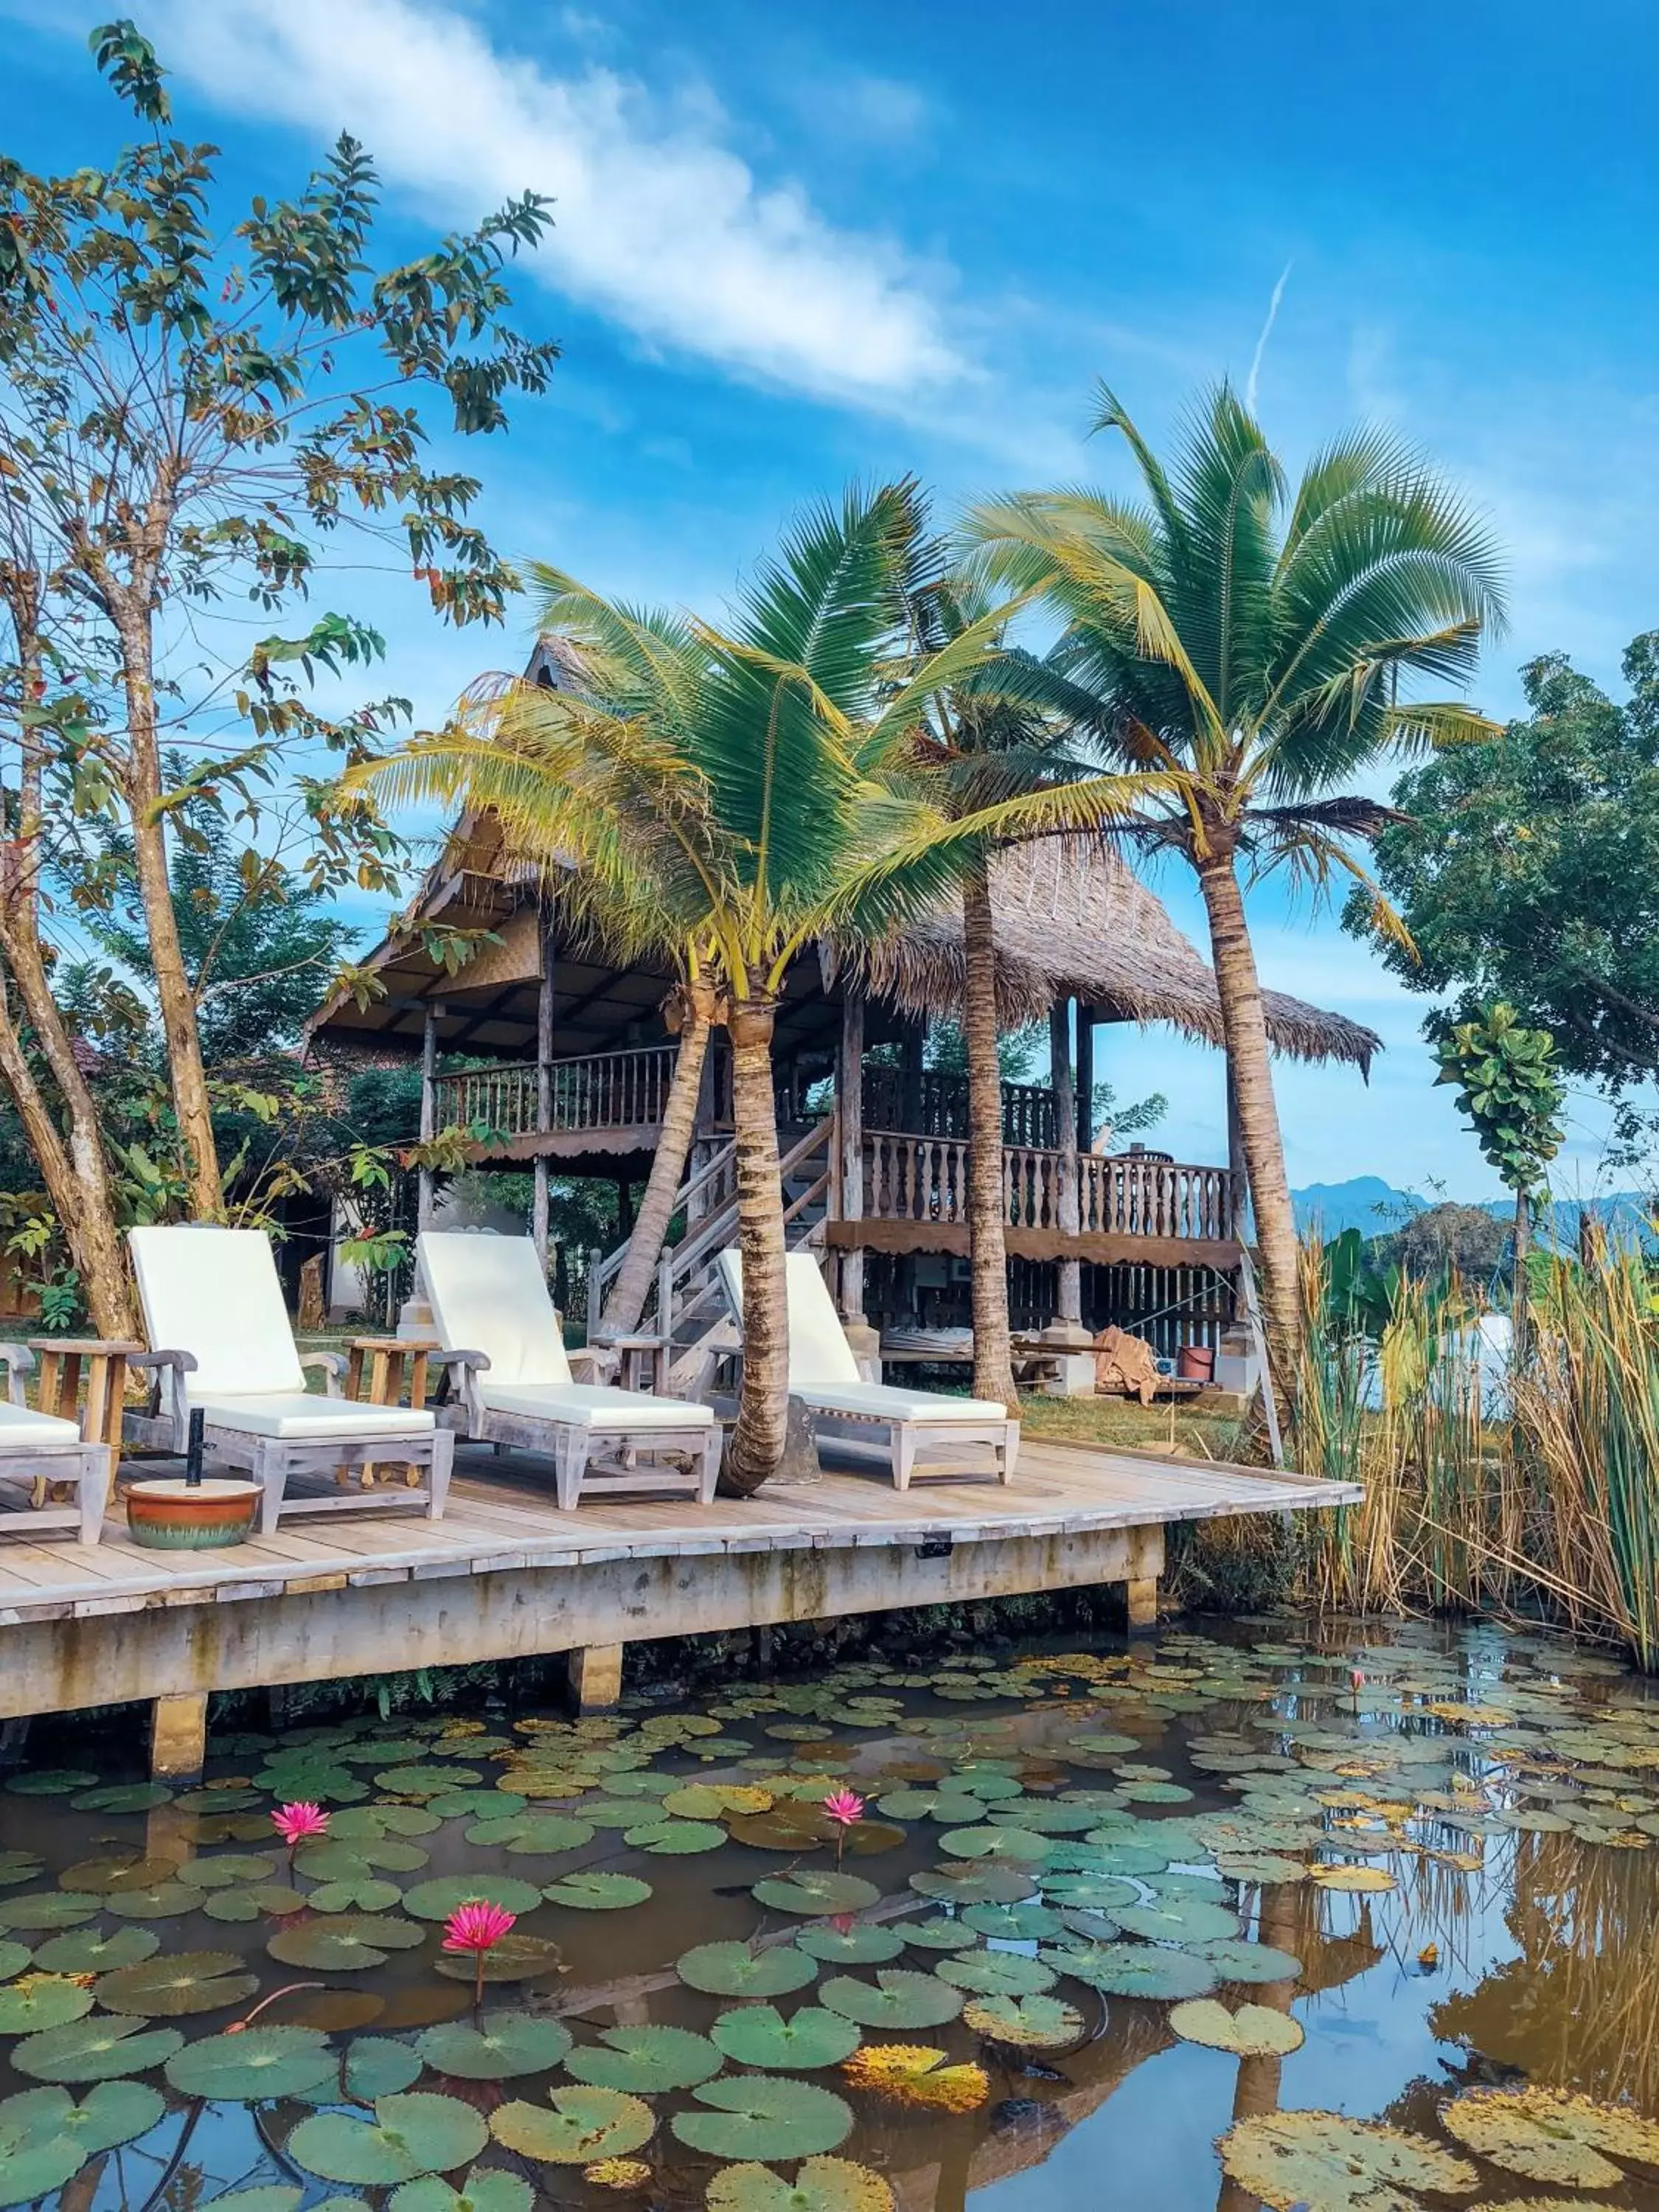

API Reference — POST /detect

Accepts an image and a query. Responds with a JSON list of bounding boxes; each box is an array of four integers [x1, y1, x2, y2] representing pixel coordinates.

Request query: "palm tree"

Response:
[[886, 532, 1123, 1408], [966, 384, 1506, 1382], [355, 484, 1106, 1489], [599, 967, 717, 1340]]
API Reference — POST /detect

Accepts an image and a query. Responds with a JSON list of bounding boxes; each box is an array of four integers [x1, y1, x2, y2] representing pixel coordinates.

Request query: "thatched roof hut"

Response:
[[305, 812, 1379, 1076], [835, 835, 1380, 1071]]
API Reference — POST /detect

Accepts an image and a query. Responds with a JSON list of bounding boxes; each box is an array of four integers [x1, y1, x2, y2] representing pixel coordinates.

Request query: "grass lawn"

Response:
[[1016, 1388, 1249, 1462]]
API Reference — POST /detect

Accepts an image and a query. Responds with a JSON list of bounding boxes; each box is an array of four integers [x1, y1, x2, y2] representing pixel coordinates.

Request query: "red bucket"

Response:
[[1176, 1343, 1214, 1383]]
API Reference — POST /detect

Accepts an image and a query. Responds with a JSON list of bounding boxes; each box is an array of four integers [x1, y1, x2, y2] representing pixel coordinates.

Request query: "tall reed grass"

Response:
[[1289, 1236, 1659, 1667]]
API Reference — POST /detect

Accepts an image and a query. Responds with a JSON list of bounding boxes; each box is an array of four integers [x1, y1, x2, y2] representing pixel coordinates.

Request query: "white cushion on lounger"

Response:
[[130, 1225, 307, 1396], [479, 1382, 715, 1430], [796, 1382, 1011, 1424], [194, 1393, 436, 1441], [418, 1232, 574, 1386], [0, 1401, 83, 1448]]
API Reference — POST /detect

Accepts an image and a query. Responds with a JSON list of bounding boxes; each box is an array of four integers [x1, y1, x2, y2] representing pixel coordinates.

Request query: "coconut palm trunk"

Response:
[[723, 995, 791, 1495], [962, 857, 1018, 1408], [1194, 840, 1301, 1390], [597, 980, 714, 1338]]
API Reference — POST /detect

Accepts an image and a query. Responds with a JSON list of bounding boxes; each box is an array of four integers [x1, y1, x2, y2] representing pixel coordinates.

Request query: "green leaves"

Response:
[[415, 2011, 573, 2081], [818, 1971, 964, 2031], [565, 2025, 723, 2093], [1431, 1004, 1565, 1194], [671, 2076, 854, 2161], [289, 2093, 490, 2186], [164, 2027, 337, 2101], [490, 2086, 654, 2166], [709, 2005, 863, 2071], [678, 1941, 819, 1998]]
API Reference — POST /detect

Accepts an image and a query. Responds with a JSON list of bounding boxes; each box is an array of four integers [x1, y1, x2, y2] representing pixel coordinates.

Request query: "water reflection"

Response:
[[1, 1620, 1657, 2211]]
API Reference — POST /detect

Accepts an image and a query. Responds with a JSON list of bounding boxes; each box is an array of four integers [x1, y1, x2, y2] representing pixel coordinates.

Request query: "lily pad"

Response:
[[753, 1871, 881, 1916], [6, 1769, 97, 1795], [166, 2026, 337, 2101], [1441, 2089, 1659, 2188], [434, 1933, 563, 1986], [0, 1852, 44, 1889], [961, 1902, 1064, 1941], [13, 2013, 184, 2082], [1037, 1873, 1138, 1911], [1197, 1938, 1303, 1984], [289, 2092, 490, 2185], [624, 1818, 727, 1854], [1038, 1940, 1216, 2000], [672, 2076, 854, 2161], [962, 1992, 1085, 2048], [389, 2170, 533, 2212], [566, 2024, 723, 2092], [678, 1941, 819, 1997], [936, 1950, 1057, 1997], [541, 1871, 653, 1912], [819, 1970, 964, 2031], [394, 2000, 546, 2074], [1219, 2111, 1480, 2211], [0, 1977, 95, 2034], [205, 1883, 310, 1924], [901, 1918, 979, 1952], [70, 1782, 175, 1814], [268, 1913, 426, 1969], [176, 1851, 280, 1890], [0, 1891, 100, 1931], [96, 1948, 260, 2017], [1115, 1899, 1242, 1946], [300, 2037, 426, 2103], [841, 2043, 990, 2112], [908, 1867, 1033, 1907], [939, 1826, 1051, 1864], [464, 1815, 594, 1854], [707, 2157, 894, 2212], [711, 2005, 863, 2070], [1169, 1999, 1305, 2056], [796, 1924, 905, 1966], [490, 2086, 655, 2166], [404, 1875, 546, 1922]]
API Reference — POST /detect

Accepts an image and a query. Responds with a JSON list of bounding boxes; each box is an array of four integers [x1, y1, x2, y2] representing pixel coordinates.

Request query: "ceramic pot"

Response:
[[125, 1477, 260, 1549]]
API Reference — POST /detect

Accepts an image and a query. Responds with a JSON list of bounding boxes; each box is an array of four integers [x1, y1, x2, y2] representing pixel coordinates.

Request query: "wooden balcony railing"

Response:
[[861, 1130, 1235, 1245], [433, 1044, 678, 1140], [860, 1067, 1057, 1148]]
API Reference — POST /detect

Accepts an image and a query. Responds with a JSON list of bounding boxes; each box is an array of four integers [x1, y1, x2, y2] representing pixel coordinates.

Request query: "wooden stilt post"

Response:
[[1124, 1521, 1164, 1631], [417, 1002, 442, 1232], [532, 908, 556, 1272], [836, 988, 865, 1324], [567, 1644, 624, 1714], [1050, 999, 1082, 1329], [150, 1691, 209, 1780], [1076, 1004, 1095, 1153]]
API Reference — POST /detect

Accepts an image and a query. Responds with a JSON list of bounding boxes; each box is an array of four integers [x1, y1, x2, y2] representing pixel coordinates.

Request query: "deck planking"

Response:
[[0, 1436, 1357, 1626]]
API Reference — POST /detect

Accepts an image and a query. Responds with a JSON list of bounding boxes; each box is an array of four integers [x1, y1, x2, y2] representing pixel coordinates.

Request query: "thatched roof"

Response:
[[834, 836, 1381, 1071]]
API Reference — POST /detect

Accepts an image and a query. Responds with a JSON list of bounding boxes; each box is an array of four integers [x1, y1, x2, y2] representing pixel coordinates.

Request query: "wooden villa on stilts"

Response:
[[305, 808, 1379, 1393]]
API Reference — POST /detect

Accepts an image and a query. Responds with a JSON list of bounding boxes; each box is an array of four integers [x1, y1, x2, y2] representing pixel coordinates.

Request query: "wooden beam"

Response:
[[532, 908, 556, 1270], [836, 988, 865, 1321], [0, 1523, 1158, 1722], [417, 1001, 442, 1232], [1050, 1000, 1082, 1326], [1076, 1006, 1095, 1152], [568, 1644, 624, 1714], [150, 1691, 208, 1780]]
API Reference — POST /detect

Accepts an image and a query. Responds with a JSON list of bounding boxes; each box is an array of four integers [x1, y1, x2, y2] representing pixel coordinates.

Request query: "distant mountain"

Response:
[[1289, 1177, 1654, 1251], [1292, 1177, 1425, 1240]]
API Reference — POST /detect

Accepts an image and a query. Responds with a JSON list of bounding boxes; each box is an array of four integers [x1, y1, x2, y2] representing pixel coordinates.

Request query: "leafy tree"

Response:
[[1432, 1002, 1565, 1345], [0, 18, 557, 1320], [1352, 638, 1659, 1131], [1376, 1200, 1510, 1284], [967, 381, 1506, 1385]]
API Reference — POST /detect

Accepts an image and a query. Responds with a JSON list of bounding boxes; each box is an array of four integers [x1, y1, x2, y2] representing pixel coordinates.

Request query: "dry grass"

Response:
[[1016, 1388, 1245, 1459]]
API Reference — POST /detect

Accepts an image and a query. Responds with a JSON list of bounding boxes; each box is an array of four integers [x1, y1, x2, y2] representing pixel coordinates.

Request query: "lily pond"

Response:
[[2, 1623, 1659, 2212]]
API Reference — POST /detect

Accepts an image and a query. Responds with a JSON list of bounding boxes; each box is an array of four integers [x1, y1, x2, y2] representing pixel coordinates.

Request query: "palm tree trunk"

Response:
[[723, 994, 790, 1494], [597, 981, 714, 1338], [962, 858, 1018, 1408], [1194, 844, 1301, 1392]]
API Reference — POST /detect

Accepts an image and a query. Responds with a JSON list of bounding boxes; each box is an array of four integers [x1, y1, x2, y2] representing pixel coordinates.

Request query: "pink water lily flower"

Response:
[[823, 1788, 866, 1865], [271, 1801, 330, 1851], [442, 1898, 518, 2006]]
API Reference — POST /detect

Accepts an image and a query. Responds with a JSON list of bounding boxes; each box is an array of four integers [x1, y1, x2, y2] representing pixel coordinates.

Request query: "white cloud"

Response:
[[137, 0, 964, 405]]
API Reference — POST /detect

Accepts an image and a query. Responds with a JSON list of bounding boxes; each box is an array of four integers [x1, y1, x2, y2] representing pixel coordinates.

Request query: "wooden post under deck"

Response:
[[532, 910, 556, 1271], [1050, 999, 1082, 1327], [1124, 1522, 1161, 1629], [568, 1644, 624, 1714], [837, 988, 866, 1321], [417, 1001, 442, 1231], [150, 1691, 209, 1780]]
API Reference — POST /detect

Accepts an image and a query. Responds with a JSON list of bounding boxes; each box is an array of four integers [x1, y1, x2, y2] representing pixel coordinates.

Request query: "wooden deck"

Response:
[[0, 1438, 1358, 1761]]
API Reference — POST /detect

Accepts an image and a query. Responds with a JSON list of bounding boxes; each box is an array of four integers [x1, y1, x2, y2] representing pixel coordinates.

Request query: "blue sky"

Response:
[[7, 0, 1655, 1203]]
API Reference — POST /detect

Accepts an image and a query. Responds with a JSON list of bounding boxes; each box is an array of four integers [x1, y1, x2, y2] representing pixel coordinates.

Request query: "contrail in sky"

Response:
[[1246, 261, 1293, 411]]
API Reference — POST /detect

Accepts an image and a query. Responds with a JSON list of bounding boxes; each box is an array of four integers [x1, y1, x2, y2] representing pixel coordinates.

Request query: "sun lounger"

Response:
[[127, 1225, 452, 1535], [716, 1248, 1018, 1489], [0, 1348, 111, 1545], [417, 1231, 722, 1509]]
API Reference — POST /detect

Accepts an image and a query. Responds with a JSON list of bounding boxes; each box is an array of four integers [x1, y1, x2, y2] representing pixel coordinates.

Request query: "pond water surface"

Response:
[[1, 1618, 1658, 2212]]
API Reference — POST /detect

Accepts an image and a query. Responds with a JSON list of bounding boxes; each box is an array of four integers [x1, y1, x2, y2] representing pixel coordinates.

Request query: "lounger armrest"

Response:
[[130, 1347, 195, 1442], [431, 1349, 490, 1373], [0, 1343, 33, 1408], [570, 1346, 619, 1384], [299, 1349, 345, 1398], [131, 1348, 198, 1375]]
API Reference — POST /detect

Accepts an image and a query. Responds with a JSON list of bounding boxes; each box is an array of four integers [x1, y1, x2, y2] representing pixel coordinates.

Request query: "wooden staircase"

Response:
[[586, 1116, 835, 1397]]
